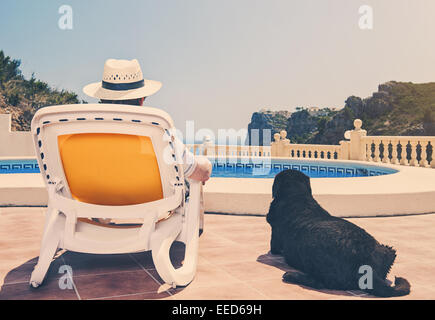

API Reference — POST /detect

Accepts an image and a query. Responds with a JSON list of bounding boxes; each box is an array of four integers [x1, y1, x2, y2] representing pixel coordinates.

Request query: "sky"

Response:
[[1, 0, 435, 137]]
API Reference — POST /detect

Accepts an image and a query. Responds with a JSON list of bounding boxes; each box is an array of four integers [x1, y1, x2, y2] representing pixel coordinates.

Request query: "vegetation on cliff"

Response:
[[0, 51, 84, 131]]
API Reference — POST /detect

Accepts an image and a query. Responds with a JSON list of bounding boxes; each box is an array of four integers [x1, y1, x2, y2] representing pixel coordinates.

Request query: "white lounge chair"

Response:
[[29, 104, 203, 288]]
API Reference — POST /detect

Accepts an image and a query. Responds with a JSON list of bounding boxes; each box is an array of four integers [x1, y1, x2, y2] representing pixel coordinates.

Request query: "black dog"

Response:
[[266, 169, 410, 297]]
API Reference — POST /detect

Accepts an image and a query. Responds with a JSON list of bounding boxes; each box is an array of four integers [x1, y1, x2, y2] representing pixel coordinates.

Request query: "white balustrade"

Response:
[[185, 122, 434, 169], [362, 136, 434, 168], [1, 113, 432, 168]]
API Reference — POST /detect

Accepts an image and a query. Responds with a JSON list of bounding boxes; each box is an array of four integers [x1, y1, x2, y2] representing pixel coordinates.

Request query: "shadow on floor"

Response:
[[0, 242, 187, 300], [257, 252, 371, 298]]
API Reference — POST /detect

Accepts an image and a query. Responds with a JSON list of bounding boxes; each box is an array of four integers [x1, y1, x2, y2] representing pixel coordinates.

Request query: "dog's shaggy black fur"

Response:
[[267, 169, 410, 297]]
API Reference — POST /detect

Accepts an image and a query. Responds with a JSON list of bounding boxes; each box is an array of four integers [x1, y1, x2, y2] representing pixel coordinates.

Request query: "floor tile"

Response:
[[169, 282, 268, 300], [61, 252, 142, 277], [72, 270, 164, 300], [0, 276, 78, 300], [1, 210, 435, 299]]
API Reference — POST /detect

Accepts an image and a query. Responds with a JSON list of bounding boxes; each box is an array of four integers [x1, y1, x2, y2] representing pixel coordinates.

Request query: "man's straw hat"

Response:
[[83, 59, 162, 100]]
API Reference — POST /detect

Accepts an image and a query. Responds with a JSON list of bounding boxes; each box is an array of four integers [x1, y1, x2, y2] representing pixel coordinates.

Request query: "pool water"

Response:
[[0, 158, 398, 178]]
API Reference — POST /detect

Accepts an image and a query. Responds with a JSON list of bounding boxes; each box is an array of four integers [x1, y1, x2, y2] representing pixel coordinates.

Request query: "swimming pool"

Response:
[[210, 159, 398, 178], [0, 158, 398, 178]]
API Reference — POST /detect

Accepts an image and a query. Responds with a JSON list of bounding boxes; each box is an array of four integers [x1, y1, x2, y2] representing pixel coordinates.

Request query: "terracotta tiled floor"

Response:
[[0, 207, 435, 300]]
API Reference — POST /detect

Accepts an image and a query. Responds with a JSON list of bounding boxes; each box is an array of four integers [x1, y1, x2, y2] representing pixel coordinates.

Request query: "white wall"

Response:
[[0, 114, 35, 157]]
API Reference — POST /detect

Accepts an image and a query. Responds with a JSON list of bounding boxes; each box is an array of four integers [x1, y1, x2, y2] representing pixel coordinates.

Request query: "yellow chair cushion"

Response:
[[58, 133, 163, 206]]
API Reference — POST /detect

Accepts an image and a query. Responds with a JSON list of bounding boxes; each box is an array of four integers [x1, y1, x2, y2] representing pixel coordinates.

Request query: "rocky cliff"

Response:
[[247, 81, 435, 145], [245, 110, 291, 145]]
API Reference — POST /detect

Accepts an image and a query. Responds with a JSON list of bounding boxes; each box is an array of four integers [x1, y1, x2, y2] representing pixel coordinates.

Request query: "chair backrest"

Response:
[[31, 104, 185, 205], [58, 133, 163, 205]]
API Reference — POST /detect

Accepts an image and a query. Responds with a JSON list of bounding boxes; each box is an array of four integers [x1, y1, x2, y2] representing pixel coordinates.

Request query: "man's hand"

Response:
[[188, 156, 212, 183]]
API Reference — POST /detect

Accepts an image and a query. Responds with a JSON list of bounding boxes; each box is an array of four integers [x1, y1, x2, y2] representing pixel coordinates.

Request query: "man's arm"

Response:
[[188, 155, 212, 182], [175, 138, 212, 182]]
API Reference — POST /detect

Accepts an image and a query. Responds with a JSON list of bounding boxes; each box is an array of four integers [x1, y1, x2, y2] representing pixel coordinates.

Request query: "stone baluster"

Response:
[[419, 140, 429, 167], [382, 140, 390, 163], [400, 140, 409, 165], [373, 140, 381, 162], [230, 145, 236, 157], [335, 146, 340, 160], [365, 140, 373, 161], [390, 139, 399, 164], [409, 141, 419, 166], [431, 141, 435, 168]]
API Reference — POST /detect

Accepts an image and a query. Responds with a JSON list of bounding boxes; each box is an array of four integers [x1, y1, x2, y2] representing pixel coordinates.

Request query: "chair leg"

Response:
[[30, 210, 62, 288], [151, 224, 199, 287], [151, 180, 201, 287], [151, 203, 200, 286]]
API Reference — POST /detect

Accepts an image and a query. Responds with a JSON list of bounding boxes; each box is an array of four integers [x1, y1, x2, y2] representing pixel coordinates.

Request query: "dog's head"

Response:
[[272, 169, 312, 200]]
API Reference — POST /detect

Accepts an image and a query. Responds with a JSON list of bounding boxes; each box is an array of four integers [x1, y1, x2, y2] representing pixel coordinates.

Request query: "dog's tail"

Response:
[[371, 244, 396, 279], [370, 275, 411, 297]]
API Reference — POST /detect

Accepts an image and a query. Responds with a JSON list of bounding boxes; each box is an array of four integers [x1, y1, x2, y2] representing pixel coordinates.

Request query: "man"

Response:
[[83, 58, 212, 183]]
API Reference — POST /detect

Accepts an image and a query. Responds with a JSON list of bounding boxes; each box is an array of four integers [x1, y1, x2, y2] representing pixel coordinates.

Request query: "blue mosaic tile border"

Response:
[[1, 159, 392, 178], [212, 162, 390, 177], [0, 161, 40, 174]]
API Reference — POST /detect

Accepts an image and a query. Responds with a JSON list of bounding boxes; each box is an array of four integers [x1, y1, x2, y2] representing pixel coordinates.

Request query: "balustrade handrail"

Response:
[[285, 143, 341, 148], [185, 144, 272, 157], [185, 143, 340, 149], [362, 136, 435, 140]]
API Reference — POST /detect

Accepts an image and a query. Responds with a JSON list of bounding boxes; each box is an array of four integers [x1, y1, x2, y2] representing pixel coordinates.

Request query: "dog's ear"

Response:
[[272, 169, 312, 199]]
